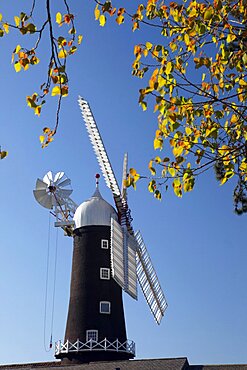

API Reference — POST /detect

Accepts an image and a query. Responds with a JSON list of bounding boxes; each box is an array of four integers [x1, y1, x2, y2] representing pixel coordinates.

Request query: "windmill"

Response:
[[33, 97, 167, 364], [78, 97, 168, 323]]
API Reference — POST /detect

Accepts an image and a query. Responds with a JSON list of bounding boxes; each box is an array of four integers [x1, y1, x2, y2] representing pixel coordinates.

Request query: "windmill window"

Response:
[[100, 268, 110, 280], [101, 239, 109, 249], [86, 330, 98, 342], [100, 301, 111, 314]]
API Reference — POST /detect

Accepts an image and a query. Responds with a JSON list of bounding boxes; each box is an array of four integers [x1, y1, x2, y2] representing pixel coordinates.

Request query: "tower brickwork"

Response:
[[55, 188, 134, 363]]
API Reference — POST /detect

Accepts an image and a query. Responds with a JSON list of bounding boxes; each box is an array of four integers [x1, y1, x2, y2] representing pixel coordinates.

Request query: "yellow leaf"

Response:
[[51, 86, 61, 96], [146, 42, 152, 50], [154, 190, 162, 200], [140, 101, 147, 111], [130, 168, 137, 176], [173, 178, 182, 197], [116, 15, 124, 24], [3, 23, 9, 34], [35, 105, 41, 116], [240, 161, 247, 173], [39, 135, 45, 144], [132, 21, 139, 31], [0, 14, 2, 22], [239, 79, 247, 86], [99, 14, 106, 27], [173, 146, 183, 157], [185, 127, 192, 135], [14, 61, 21, 72], [43, 127, 51, 134], [230, 114, 238, 124], [154, 156, 161, 163], [189, 7, 197, 17], [143, 49, 148, 57], [78, 35, 83, 44], [184, 33, 190, 46], [227, 33, 236, 43], [165, 61, 172, 75], [69, 46, 77, 55], [133, 173, 140, 182], [154, 138, 163, 150], [168, 167, 176, 177], [15, 44, 21, 54], [23, 63, 29, 71], [94, 5, 100, 20], [56, 12, 62, 24], [170, 42, 177, 52], [148, 180, 156, 193], [58, 49, 67, 58], [14, 16, 20, 27]]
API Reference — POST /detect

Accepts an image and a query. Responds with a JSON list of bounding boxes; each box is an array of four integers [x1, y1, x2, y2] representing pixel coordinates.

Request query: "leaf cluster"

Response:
[[0, 1, 82, 156], [95, 0, 247, 211]]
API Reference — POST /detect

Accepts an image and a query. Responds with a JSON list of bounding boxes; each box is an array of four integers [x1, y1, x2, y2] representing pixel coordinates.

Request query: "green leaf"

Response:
[[242, 53, 247, 65], [204, 7, 213, 20]]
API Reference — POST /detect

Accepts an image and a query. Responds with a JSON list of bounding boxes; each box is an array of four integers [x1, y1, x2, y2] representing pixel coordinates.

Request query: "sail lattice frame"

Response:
[[135, 231, 168, 324]]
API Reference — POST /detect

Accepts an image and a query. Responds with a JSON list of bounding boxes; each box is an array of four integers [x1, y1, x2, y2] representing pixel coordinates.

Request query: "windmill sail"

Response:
[[111, 218, 137, 299], [78, 97, 121, 197], [78, 97, 134, 235], [111, 218, 125, 289], [135, 231, 168, 324]]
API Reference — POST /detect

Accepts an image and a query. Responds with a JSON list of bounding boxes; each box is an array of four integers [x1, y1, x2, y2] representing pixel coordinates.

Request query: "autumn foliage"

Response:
[[95, 0, 247, 213], [0, 1, 82, 150]]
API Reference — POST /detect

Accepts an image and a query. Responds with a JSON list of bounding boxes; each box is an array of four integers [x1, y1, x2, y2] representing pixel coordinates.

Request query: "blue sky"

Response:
[[0, 0, 246, 366]]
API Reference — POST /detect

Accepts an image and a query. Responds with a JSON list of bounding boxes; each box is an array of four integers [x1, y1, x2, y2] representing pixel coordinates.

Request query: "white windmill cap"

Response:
[[73, 175, 118, 229]]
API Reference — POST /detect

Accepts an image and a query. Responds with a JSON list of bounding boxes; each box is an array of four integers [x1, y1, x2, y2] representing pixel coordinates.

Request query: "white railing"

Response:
[[55, 338, 135, 356]]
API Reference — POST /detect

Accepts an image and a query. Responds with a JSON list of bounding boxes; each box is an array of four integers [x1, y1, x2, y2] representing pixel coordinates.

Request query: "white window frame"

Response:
[[86, 330, 98, 342], [101, 239, 109, 249], [100, 301, 111, 314], [100, 267, 110, 280]]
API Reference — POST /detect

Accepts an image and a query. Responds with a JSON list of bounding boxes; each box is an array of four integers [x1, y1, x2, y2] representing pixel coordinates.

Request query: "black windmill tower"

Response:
[[33, 97, 168, 364]]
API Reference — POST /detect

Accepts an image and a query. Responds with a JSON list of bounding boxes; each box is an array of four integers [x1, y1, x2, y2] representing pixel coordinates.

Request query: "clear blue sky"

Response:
[[0, 1, 246, 366]]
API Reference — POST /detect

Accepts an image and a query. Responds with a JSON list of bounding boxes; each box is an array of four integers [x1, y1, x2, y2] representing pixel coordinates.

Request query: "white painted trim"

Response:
[[55, 338, 135, 356], [101, 239, 109, 249], [99, 301, 111, 314], [86, 330, 98, 342], [100, 267, 110, 280]]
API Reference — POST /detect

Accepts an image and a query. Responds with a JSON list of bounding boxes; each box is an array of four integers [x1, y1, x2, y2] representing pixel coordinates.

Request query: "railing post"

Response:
[[90, 339, 92, 351], [116, 339, 119, 352], [104, 338, 107, 351], [66, 340, 69, 353], [56, 340, 60, 355]]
